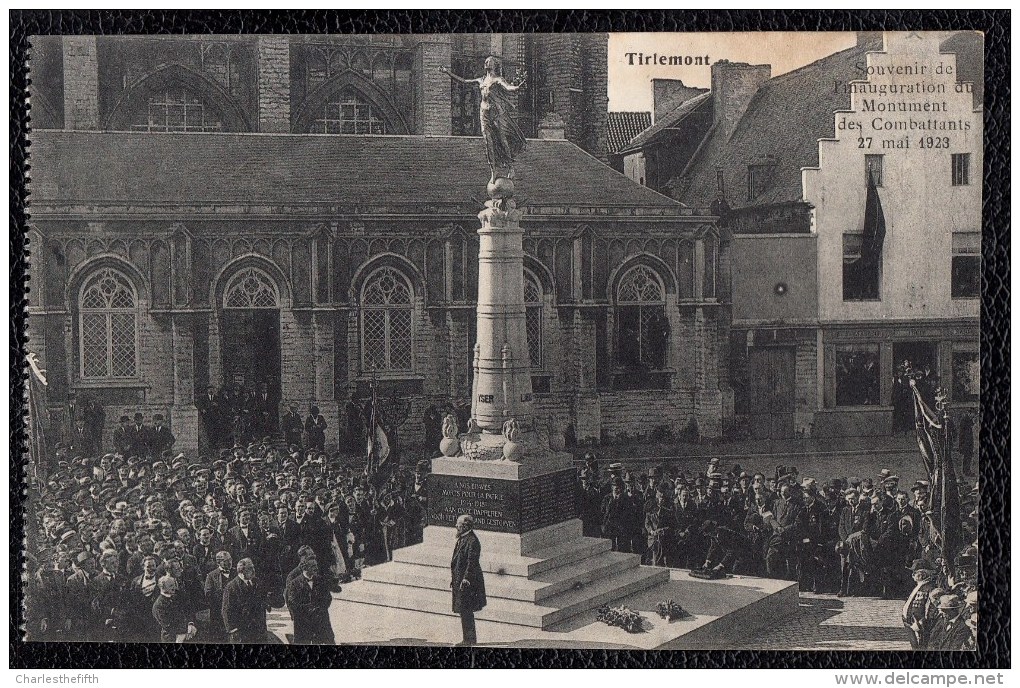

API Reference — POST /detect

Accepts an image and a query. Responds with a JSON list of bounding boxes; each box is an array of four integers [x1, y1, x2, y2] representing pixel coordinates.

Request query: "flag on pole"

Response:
[[910, 380, 963, 578], [26, 352, 49, 482], [364, 383, 390, 480]]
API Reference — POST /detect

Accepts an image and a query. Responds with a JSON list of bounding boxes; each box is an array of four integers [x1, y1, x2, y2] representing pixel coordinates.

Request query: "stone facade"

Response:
[[26, 34, 724, 457], [32, 34, 609, 158]]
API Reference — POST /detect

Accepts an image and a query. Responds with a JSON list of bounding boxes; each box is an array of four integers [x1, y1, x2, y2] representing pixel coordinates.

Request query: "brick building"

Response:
[[27, 34, 726, 455], [621, 32, 982, 439]]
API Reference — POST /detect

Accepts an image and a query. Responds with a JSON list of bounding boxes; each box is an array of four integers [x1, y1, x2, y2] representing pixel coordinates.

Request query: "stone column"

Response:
[[171, 313, 200, 454], [312, 311, 339, 450], [472, 199, 534, 434], [257, 36, 291, 133], [62, 37, 99, 130]]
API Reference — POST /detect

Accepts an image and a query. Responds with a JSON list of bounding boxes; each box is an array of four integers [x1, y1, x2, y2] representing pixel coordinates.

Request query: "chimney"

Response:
[[650, 79, 708, 123], [538, 113, 566, 140], [856, 31, 885, 51], [710, 61, 771, 140]]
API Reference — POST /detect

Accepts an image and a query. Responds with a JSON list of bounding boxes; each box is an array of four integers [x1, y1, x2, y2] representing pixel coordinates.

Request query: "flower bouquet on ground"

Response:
[[595, 604, 646, 633], [656, 598, 691, 621]]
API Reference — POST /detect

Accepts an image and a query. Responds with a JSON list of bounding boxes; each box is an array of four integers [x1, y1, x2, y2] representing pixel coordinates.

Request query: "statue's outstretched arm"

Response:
[[440, 65, 478, 87], [497, 73, 527, 92]]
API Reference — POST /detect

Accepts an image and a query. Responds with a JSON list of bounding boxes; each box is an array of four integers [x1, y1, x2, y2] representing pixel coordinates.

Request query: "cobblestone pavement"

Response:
[[731, 592, 912, 651]]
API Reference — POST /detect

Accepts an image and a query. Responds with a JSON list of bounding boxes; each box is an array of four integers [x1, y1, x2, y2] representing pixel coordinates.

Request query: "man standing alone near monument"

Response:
[[451, 514, 486, 646]]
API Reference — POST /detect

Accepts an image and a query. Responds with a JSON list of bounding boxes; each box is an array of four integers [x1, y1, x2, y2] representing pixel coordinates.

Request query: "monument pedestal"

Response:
[[340, 452, 667, 629]]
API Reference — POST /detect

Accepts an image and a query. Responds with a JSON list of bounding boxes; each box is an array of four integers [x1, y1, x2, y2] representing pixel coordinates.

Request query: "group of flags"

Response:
[[911, 380, 965, 579]]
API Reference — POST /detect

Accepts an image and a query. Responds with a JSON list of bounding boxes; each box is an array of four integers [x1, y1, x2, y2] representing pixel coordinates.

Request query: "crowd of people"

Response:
[[25, 411, 431, 644], [578, 453, 978, 650], [24, 405, 977, 650]]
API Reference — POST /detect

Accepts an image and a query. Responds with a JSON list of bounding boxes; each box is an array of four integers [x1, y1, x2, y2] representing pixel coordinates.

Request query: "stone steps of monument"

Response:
[[391, 536, 612, 577], [339, 563, 669, 629], [362, 549, 641, 603]]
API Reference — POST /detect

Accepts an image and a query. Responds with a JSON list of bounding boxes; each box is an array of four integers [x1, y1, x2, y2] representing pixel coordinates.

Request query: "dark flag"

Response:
[[860, 168, 887, 268], [910, 380, 963, 579], [845, 169, 887, 300]]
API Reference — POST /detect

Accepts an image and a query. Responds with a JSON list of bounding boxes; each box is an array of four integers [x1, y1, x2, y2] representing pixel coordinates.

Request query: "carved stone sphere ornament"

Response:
[[487, 176, 515, 200], [502, 418, 523, 461], [439, 412, 461, 457]]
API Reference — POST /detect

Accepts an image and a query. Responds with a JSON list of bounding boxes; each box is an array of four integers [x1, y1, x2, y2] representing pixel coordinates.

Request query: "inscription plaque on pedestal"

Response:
[[427, 468, 578, 534]]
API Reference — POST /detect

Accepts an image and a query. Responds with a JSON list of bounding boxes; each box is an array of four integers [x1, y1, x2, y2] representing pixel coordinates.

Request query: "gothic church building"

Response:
[[27, 34, 726, 454]]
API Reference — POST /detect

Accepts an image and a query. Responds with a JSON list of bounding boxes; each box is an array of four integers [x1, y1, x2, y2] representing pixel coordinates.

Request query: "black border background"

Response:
[[9, 9, 1010, 670]]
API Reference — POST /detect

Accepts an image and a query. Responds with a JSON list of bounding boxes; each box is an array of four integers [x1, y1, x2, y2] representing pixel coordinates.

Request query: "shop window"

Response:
[[834, 343, 880, 406]]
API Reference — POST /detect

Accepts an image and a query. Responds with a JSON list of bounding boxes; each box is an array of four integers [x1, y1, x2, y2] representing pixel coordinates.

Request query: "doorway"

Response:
[[892, 341, 937, 432], [221, 309, 282, 397], [747, 346, 796, 439]]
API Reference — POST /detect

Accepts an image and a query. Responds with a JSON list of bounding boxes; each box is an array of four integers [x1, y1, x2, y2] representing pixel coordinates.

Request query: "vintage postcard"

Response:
[[21, 29, 982, 652]]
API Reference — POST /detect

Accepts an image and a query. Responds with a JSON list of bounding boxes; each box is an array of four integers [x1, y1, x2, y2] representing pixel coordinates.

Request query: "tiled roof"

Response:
[[606, 111, 652, 154], [622, 92, 712, 153], [30, 132, 681, 210], [663, 33, 982, 210]]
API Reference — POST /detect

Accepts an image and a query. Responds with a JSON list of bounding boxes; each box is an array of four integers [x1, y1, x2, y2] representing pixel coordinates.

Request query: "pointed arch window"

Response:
[[78, 268, 139, 380], [616, 265, 668, 370], [130, 86, 224, 132], [223, 267, 280, 309], [524, 269, 544, 368], [314, 88, 387, 135], [361, 266, 414, 372]]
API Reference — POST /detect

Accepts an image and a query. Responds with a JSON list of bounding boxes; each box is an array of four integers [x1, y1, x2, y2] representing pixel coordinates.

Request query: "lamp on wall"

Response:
[[774, 282, 788, 296]]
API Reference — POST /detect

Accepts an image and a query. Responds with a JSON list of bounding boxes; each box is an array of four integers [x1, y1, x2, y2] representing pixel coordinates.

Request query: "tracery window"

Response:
[[313, 88, 386, 135], [130, 87, 224, 132], [616, 265, 668, 370], [79, 268, 138, 380], [223, 267, 280, 309], [524, 270, 543, 368], [361, 267, 414, 372]]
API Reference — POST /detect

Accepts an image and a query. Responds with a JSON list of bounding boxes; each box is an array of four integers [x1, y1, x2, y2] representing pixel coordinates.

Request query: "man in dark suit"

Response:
[[112, 415, 132, 456], [150, 414, 176, 458], [281, 403, 304, 448], [152, 576, 197, 643], [253, 382, 276, 437], [203, 551, 234, 641], [226, 508, 260, 563], [127, 412, 150, 458], [68, 418, 98, 457], [196, 385, 221, 450], [221, 558, 269, 644], [284, 558, 335, 644], [765, 483, 804, 580], [88, 551, 127, 641], [450, 514, 486, 647]]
